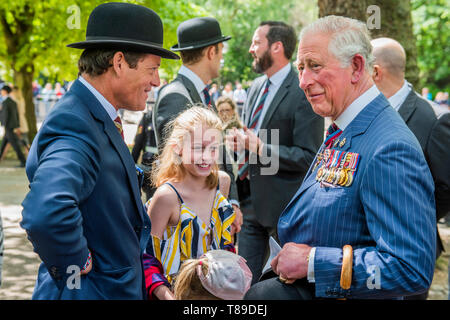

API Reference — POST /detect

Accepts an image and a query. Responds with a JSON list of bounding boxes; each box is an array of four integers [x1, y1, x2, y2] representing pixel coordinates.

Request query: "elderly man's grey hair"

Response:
[[299, 15, 375, 74]]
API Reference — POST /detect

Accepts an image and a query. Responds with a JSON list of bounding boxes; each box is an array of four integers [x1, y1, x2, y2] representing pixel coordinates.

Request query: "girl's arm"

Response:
[[144, 185, 179, 300], [218, 170, 231, 199]]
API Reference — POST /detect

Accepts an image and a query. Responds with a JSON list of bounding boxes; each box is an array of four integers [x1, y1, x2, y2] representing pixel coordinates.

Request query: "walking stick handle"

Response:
[[340, 245, 353, 290]]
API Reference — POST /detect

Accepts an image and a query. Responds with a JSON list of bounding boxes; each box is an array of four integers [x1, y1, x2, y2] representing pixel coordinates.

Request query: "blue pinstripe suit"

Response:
[[278, 93, 436, 299]]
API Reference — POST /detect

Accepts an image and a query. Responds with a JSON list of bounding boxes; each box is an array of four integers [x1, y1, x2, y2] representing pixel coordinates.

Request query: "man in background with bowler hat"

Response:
[[153, 16, 243, 234], [21, 2, 179, 299]]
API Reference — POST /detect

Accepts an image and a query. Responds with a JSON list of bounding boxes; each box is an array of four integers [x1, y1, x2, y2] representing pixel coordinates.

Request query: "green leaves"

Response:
[[412, 0, 449, 92]]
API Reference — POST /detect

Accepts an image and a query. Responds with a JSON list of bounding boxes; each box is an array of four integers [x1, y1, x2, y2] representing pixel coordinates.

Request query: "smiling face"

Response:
[[180, 125, 222, 179], [116, 53, 161, 111], [296, 32, 354, 120]]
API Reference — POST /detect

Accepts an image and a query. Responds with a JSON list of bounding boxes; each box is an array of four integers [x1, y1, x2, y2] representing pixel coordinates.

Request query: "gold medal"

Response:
[[339, 138, 346, 148], [345, 171, 353, 187]]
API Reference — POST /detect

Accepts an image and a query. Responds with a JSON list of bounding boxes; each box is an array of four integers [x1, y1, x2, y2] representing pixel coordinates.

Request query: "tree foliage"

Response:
[[412, 0, 449, 93]]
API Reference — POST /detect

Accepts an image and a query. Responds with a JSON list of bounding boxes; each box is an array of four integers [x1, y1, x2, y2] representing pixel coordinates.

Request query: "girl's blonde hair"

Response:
[[151, 105, 223, 189], [172, 257, 220, 300]]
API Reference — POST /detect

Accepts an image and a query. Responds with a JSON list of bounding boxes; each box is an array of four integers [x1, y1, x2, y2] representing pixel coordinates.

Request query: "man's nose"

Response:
[[152, 70, 161, 87], [299, 68, 313, 90]]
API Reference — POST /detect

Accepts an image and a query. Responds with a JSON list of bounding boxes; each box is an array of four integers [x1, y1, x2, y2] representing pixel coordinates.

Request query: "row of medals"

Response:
[[314, 148, 359, 187]]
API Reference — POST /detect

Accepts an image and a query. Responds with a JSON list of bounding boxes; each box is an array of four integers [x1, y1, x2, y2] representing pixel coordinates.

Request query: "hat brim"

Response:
[[67, 39, 180, 60], [171, 35, 231, 52]]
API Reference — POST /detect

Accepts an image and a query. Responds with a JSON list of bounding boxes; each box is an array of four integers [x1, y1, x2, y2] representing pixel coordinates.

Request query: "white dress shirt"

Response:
[[248, 63, 291, 133]]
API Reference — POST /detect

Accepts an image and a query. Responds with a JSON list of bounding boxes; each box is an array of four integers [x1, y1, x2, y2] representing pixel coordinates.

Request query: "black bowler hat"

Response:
[[67, 2, 179, 60], [171, 17, 231, 51]]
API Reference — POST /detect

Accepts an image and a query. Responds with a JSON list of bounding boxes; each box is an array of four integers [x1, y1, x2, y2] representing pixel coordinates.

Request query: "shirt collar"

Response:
[[178, 65, 208, 94], [78, 76, 118, 121], [387, 80, 411, 112], [334, 84, 380, 131], [267, 63, 291, 87]]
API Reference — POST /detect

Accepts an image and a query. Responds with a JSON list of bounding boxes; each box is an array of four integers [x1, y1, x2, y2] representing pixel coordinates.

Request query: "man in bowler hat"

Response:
[[21, 2, 179, 299], [153, 17, 243, 234]]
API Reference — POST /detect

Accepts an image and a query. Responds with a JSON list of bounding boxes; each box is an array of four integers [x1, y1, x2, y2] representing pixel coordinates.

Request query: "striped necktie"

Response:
[[114, 116, 124, 140], [238, 80, 271, 180], [202, 86, 212, 108], [248, 80, 270, 129], [324, 123, 342, 149]]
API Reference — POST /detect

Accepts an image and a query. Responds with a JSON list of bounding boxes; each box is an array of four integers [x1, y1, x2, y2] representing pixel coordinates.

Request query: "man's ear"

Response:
[[206, 45, 216, 61], [350, 54, 365, 84], [112, 51, 126, 76], [270, 41, 283, 55], [372, 64, 382, 82]]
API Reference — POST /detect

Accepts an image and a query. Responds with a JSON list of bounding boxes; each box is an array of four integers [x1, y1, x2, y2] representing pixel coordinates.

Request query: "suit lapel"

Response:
[[245, 77, 266, 126], [259, 69, 294, 130], [398, 89, 418, 123], [70, 80, 144, 223]]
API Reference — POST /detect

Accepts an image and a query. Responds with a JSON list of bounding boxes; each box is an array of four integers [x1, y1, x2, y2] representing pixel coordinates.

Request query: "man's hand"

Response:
[[231, 204, 243, 235], [271, 242, 312, 284], [225, 127, 263, 155], [242, 127, 263, 155], [225, 127, 245, 152], [154, 285, 176, 300]]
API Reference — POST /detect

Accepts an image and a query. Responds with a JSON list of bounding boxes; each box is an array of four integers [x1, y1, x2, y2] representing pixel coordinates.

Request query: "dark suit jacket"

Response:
[[1, 97, 20, 130], [398, 89, 445, 256], [427, 111, 450, 221], [241, 67, 324, 230], [152, 73, 239, 202], [21, 79, 151, 299]]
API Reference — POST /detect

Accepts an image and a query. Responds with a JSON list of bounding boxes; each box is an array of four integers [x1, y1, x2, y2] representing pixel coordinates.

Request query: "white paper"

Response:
[[261, 236, 282, 275]]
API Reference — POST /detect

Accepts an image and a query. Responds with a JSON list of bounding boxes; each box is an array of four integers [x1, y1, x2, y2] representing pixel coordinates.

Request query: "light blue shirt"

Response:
[[250, 63, 291, 133], [178, 65, 208, 105], [387, 80, 411, 112], [78, 76, 118, 121], [308, 84, 381, 283]]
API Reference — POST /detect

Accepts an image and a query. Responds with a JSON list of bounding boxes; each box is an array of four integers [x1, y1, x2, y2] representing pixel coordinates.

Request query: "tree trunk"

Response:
[[317, 0, 419, 88], [0, 5, 37, 142], [370, 0, 419, 89], [14, 65, 37, 141], [318, 0, 369, 21]]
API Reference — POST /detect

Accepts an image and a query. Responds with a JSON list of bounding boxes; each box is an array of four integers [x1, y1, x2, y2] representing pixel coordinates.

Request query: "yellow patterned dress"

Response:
[[145, 183, 236, 282]]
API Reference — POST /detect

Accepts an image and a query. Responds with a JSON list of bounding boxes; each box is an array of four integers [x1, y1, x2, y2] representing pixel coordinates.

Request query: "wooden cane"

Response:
[[340, 245, 353, 290]]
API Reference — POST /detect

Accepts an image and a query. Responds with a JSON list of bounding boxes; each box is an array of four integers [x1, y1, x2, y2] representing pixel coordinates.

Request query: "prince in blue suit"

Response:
[[245, 16, 435, 300], [20, 3, 179, 299]]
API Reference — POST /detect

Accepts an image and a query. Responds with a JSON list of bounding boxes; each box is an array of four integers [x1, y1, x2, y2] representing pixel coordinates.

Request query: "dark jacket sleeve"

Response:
[[427, 112, 450, 220], [21, 110, 97, 288], [131, 116, 146, 163]]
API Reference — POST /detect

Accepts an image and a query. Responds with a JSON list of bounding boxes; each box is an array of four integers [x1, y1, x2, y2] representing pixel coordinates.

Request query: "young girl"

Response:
[[143, 106, 236, 300], [173, 249, 252, 300]]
